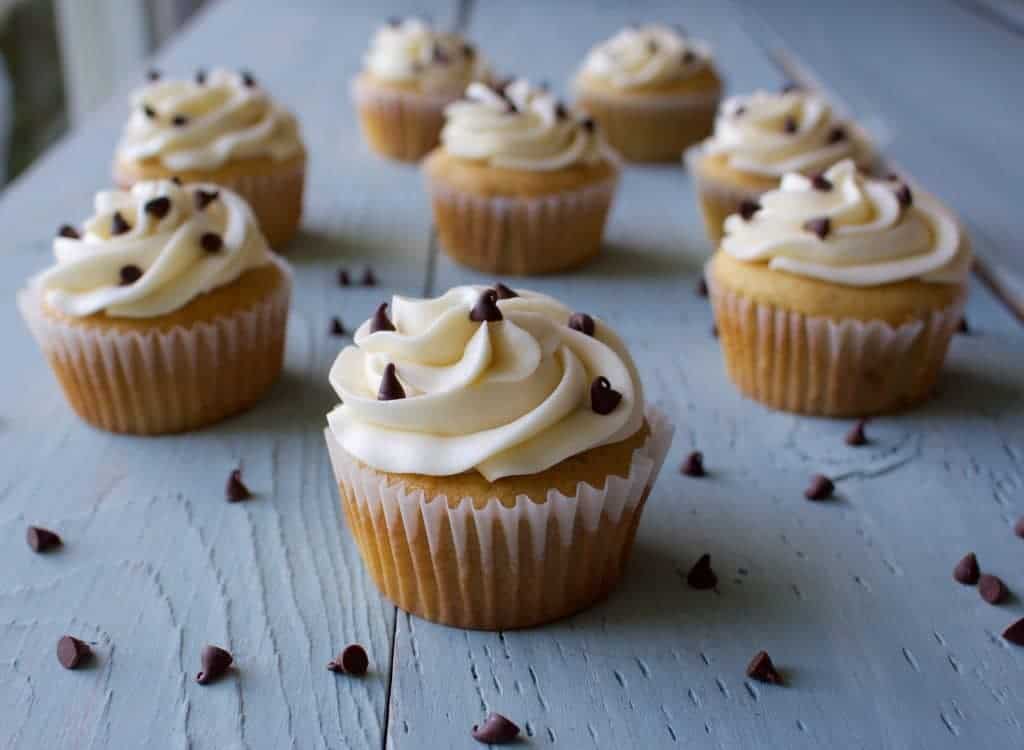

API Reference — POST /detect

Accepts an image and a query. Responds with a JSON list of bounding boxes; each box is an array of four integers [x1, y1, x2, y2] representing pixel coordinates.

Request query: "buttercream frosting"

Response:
[[578, 24, 712, 90]]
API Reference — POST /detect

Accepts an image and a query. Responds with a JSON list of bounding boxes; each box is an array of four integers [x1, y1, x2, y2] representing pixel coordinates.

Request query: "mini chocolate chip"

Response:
[[377, 363, 405, 401], [200, 232, 223, 253], [590, 376, 621, 415], [328, 644, 369, 676], [979, 574, 1008, 605], [330, 317, 346, 336], [681, 451, 705, 477], [432, 43, 450, 64], [142, 103, 156, 118], [195, 69, 207, 85], [241, 70, 256, 87], [362, 267, 377, 286], [687, 553, 717, 590], [580, 117, 596, 133], [783, 116, 798, 134], [337, 269, 350, 286], [494, 282, 518, 299], [472, 713, 520, 745], [953, 552, 980, 585], [781, 82, 800, 93], [804, 217, 831, 239], [734, 104, 747, 117], [194, 189, 219, 211], [386, 16, 401, 26], [711, 323, 718, 339], [568, 312, 595, 337], [171, 176, 182, 186], [57, 636, 91, 670], [120, 265, 143, 285], [111, 211, 131, 236], [554, 101, 569, 120], [469, 289, 503, 322], [144, 196, 171, 219], [956, 316, 969, 334], [27, 526, 62, 553], [369, 303, 395, 333], [746, 650, 782, 684], [845, 418, 869, 446], [811, 174, 833, 191], [827, 126, 847, 144], [682, 49, 697, 64], [58, 224, 80, 239], [1004, 618, 1024, 646], [885, 172, 901, 182], [172, 114, 188, 127], [196, 645, 233, 684], [894, 183, 913, 208], [225, 469, 251, 502], [696, 277, 708, 297], [1014, 517, 1024, 538], [739, 200, 761, 221], [647, 39, 659, 54], [462, 42, 475, 57], [146, 69, 161, 81], [804, 474, 834, 500]]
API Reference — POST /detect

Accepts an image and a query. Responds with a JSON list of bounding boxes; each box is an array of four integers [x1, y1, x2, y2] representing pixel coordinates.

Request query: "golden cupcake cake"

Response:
[[688, 86, 873, 246], [352, 17, 490, 162], [573, 23, 722, 162], [113, 68, 306, 250], [423, 78, 619, 275], [325, 284, 673, 630], [708, 159, 969, 417], [19, 179, 291, 434]]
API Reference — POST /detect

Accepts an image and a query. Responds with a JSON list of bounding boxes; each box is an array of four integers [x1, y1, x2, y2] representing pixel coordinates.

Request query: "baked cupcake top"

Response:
[[33, 180, 273, 318], [327, 285, 645, 481], [576, 23, 714, 91], [440, 79, 606, 171], [721, 160, 967, 286], [117, 68, 303, 172], [702, 88, 870, 178], [363, 17, 489, 95]]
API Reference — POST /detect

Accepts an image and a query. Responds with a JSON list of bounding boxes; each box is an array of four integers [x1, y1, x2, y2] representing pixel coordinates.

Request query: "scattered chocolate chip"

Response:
[[956, 316, 969, 334], [26, 526, 62, 553], [739, 200, 761, 221], [804, 474, 834, 500], [472, 713, 520, 745], [146, 69, 161, 82], [894, 183, 913, 208], [361, 267, 377, 286], [144, 196, 171, 219], [369, 303, 395, 333], [119, 265, 143, 285], [746, 650, 782, 684], [494, 282, 518, 300], [953, 552, 980, 585], [979, 574, 1008, 605], [142, 103, 156, 118], [827, 126, 847, 144], [783, 116, 798, 134], [377, 363, 405, 401], [682, 49, 697, 64], [687, 553, 717, 590], [1004, 618, 1024, 646], [195, 69, 207, 85], [681, 451, 705, 477], [330, 317, 346, 336], [1014, 517, 1024, 538], [196, 645, 233, 684], [811, 174, 833, 191], [171, 176, 182, 186], [432, 43, 450, 64], [200, 232, 223, 253], [568, 312, 595, 337], [57, 636, 91, 670], [845, 418, 868, 446], [580, 117, 596, 133], [57, 224, 80, 239], [696, 277, 708, 297], [804, 217, 831, 239], [327, 644, 369, 676], [781, 82, 801, 93], [554, 101, 569, 120], [111, 211, 131, 236], [469, 289, 503, 322], [241, 70, 256, 87], [194, 189, 219, 211], [172, 114, 189, 127], [590, 376, 621, 415], [337, 269, 350, 286], [225, 469, 251, 502]]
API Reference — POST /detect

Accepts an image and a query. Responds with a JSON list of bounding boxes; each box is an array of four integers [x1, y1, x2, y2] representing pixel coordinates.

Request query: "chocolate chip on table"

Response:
[[469, 289, 503, 322], [195, 69, 207, 85], [327, 644, 369, 676], [696, 277, 708, 297], [27, 526, 62, 553], [172, 114, 189, 127], [590, 376, 621, 415], [894, 183, 913, 208], [225, 469, 252, 502], [111, 211, 131, 236], [687, 553, 717, 590], [144, 196, 171, 219], [337, 269, 350, 286], [804, 474, 834, 501], [746, 650, 783, 685], [493, 282, 518, 299], [200, 232, 223, 253], [1004, 618, 1024, 646], [330, 317, 346, 337], [57, 636, 92, 670], [471, 713, 520, 745], [194, 189, 219, 211], [979, 574, 1008, 605], [827, 126, 847, 144], [804, 217, 831, 240], [142, 103, 156, 118], [119, 265, 144, 285], [956, 317, 969, 334], [681, 451, 705, 477], [1014, 517, 1024, 539], [554, 101, 569, 120], [196, 645, 233, 684], [811, 174, 833, 191], [568, 312, 595, 337], [711, 323, 718, 339], [241, 70, 257, 87], [953, 552, 980, 585], [377, 363, 406, 401], [369, 303, 396, 333], [361, 267, 377, 286], [738, 200, 760, 221], [845, 418, 869, 446], [57, 224, 80, 239], [783, 116, 798, 134]]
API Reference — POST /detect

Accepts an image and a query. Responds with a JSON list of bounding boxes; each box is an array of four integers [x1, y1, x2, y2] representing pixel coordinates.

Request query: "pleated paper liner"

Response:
[[18, 257, 292, 435], [351, 75, 458, 162], [325, 408, 674, 630]]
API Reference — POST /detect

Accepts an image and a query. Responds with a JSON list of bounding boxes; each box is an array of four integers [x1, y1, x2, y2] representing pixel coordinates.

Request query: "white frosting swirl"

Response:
[[721, 160, 966, 286], [117, 68, 303, 171], [578, 24, 712, 89], [703, 89, 869, 177], [364, 17, 488, 94], [441, 79, 605, 171], [326, 286, 645, 481], [33, 180, 273, 318]]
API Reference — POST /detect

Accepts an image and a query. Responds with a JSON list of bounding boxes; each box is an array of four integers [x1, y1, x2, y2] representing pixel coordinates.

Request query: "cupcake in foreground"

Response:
[[352, 17, 490, 162], [324, 285, 673, 630], [708, 160, 969, 417], [573, 23, 722, 162], [113, 68, 305, 250], [18, 180, 291, 434], [688, 86, 873, 246], [423, 79, 619, 275]]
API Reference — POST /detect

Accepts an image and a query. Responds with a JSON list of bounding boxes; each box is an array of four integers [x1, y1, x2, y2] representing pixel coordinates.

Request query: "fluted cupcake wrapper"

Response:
[[18, 258, 292, 435], [325, 407, 674, 631], [351, 76, 458, 162]]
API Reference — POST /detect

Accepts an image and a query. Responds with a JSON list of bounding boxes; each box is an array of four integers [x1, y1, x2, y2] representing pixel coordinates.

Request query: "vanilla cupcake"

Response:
[[325, 284, 673, 630], [688, 87, 873, 246], [113, 68, 306, 250], [573, 23, 722, 162], [352, 17, 490, 162], [423, 79, 619, 275], [708, 160, 969, 417], [19, 180, 291, 434]]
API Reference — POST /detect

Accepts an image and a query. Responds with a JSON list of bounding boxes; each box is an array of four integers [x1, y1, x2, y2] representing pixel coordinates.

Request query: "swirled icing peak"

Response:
[[721, 160, 967, 286], [117, 68, 303, 171], [364, 17, 489, 94], [327, 285, 645, 481], [702, 88, 870, 177], [578, 24, 712, 89], [34, 180, 273, 318], [441, 79, 606, 171]]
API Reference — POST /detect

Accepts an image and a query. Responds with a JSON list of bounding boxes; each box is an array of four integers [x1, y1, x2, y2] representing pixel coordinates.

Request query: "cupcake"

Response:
[[352, 17, 490, 162], [18, 179, 291, 434], [113, 68, 306, 250], [708, 160, 969, 417], [423, 79, 619, 275], [573, 23, 722, 162], [324, 285, 673, 630], [688, 87, 873, 247]]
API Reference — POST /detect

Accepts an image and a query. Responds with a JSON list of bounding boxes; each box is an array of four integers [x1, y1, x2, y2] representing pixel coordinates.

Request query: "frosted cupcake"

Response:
[[19, 180, 291, 434], [325, 285, 673, 630], [688, 87, 873, 246], [708, 160, 969, 417], [113, 68, 305, 250], [352, 17, 490, 162], [573, 23, 722, 162], [423, 79, 619, 275]]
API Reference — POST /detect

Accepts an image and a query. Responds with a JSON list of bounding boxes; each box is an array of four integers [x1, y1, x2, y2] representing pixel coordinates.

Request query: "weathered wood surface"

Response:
[[1, 1, 1022, 749]]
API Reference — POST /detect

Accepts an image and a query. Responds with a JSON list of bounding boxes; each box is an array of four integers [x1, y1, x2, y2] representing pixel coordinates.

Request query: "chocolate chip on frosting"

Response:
[[111, 211, 131, 236], [225, 468, 252, 502], [58, 636, 92, 670], [746, 650, 783, 684], [739, 200, 761, 221], [142, 103, 156, 118], [27, 525, 62, 553], [196, 645, 233, 684], [687, 553, 717, 589], [200, 232, 223, 253], [580, 117, 597, 133], [377, 363, 406, 401], [781, 82, 801, 93], [811, 174, 833, 191], [472, 713, 520, 745], [783, 116, 798, 134], [682, 49, 697, 65], [956, 316, 969, 334], [681, 451, 705, 477], [554, 101, 569, 120], [195, 69, 207, 85], [57, 224, 80, 239], [894, 183, 913, 208], [171, 176, 182, 185], [370, 303, 396, 333], [146, 69, 161, 81], [953, 552, 980, 585], [568, 312, 595, 337], [172, 114, 189, 127], [432, 43, 450, 65], [194, 189, 219, 211], [696, 277, 708, 297], [144, 196, 171, 219], [804, 217, 831, 239], [327, 644, 369, 676], [827, 126, 847, 144], [469, 289, 503, 322], [119, 265, 143, 285], [804, 473, 834, 500], [493, 282, 518, 300], [241, 70, 257, 87], [590, 376, 621, 415]]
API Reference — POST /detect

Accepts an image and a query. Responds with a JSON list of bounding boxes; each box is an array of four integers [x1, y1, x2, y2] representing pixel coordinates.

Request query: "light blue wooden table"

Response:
[[2, 1, 1022, 748]]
